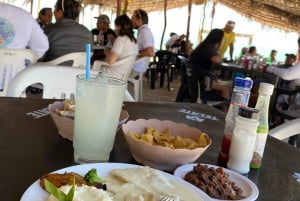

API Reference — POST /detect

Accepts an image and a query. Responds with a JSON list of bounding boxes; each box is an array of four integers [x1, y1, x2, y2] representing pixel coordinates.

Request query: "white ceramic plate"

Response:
[[174, 163, 259, 201], [20, 163, 212, 201]]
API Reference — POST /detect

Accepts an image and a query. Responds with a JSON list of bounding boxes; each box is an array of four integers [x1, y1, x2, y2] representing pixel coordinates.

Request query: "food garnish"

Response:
[[128, 127, 210, 149], [44, 178, 75, 201], [84, 168, 106, 190]]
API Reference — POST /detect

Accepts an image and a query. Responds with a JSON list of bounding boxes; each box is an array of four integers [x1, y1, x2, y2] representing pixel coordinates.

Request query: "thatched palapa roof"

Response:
[[82, 0, 300, 33]]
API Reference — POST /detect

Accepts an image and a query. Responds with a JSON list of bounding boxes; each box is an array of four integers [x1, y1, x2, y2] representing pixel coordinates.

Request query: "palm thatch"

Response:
[[82, 0, 300, 33]]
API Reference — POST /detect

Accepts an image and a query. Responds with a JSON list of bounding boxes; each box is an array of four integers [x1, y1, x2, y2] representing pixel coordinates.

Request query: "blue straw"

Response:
[[85, 43, 91, 80]]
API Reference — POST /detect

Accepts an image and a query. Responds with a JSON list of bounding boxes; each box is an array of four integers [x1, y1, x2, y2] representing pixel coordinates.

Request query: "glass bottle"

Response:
[[98, 31, 104, 46], [227, 107, 259, 174], [218, 77, 253, 166], [250, 82, 274, 169]]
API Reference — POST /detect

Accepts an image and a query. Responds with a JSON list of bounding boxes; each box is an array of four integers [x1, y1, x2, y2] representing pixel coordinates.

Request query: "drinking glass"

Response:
[[73, 74, 126, 164]]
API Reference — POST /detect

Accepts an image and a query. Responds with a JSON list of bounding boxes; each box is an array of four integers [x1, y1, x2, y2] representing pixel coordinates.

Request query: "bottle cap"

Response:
[[258, 82, 274, 95], [234, 77, 253, 89], [238, 107, 260, 120]]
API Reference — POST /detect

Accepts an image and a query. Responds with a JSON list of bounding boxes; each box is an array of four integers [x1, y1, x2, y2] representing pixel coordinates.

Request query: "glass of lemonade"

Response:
[[73, 74, 126, 164]]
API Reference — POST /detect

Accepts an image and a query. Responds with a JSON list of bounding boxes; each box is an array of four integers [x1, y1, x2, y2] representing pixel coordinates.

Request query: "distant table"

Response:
[[0, 97, 299, 200], [220, 63, 279, 86], [220, 62, 280, 110]]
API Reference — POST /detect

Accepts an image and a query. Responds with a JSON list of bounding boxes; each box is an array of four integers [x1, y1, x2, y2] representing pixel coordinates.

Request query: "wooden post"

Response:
[[159, 0, 167, 50], [185, 0, 192, 55], [116, 0, 122, 16], [30, 0, 33, 14]]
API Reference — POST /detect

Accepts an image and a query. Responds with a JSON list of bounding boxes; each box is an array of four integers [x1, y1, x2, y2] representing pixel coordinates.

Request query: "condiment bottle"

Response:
[[250, 82, 274, 169], [218, 77, 253, 166], [227, 107, 260, 174]]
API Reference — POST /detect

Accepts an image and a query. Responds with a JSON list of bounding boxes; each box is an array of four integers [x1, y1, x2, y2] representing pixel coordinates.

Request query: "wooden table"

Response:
[[0, 97, 299, 200]]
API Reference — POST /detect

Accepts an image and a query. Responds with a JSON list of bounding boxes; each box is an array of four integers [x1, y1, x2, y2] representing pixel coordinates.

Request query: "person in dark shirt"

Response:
[[41, 0, 93, 62], [91, 14, 117, 46], [189, 28, 231, 103]]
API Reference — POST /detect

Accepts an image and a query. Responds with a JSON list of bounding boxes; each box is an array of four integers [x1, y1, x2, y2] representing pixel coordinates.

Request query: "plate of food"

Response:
[[48, 100, 129, 141], [174, 163, 259, 201], [20, 163, 213, 201]]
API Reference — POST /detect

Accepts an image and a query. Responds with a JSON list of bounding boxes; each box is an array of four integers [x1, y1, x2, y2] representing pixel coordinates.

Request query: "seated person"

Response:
[[41, 0, 93, 63], [0, 3, 49, 58], [278, 53, 296, 68], [165, 32, 179, 50], [91, 14, 117, 46], [101, 14, 138, 79], [266, 49, 277, 65], [131, 9, 155, 75], [37, 7, 53, 29], [269, 53, 297, 125]]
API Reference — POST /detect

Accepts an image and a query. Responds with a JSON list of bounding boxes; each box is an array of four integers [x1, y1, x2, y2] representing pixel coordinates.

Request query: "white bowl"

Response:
[[122, 119, 211, 172]]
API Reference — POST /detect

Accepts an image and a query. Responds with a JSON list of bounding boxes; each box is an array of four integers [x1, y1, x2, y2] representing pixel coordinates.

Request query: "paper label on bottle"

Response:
[[251, 132, 268, 168]]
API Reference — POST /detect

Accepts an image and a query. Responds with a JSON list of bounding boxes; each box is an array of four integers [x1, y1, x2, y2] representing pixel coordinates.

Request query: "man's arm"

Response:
[[28, 19, 49, 58], [139, 46, 154, 57], [267, 62, 300, 80]]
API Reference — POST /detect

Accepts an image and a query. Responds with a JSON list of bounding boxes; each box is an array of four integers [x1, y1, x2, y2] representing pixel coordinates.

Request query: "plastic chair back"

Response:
[[93, 55, 137, 101], [37, 52, 90, 68], [93, 55, 137, 82], [0, 48, 39, 96], [269, 118, 300, 140], [6, 65, 92, 99]]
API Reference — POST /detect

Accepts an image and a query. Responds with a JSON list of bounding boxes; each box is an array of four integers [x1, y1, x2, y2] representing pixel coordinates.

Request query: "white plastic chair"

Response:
[[93, 55, 137, 101], [0, 48, 39, 96], [6, 65, 96, 99], [269, 118, 300, 140], [127, 57, 150, 102], [36, 52, 91, 68]]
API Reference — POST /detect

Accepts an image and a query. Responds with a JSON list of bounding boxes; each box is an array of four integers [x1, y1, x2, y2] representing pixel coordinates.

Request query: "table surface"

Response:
[[220, 62, 279, 85], [0, 97, 299, 201]]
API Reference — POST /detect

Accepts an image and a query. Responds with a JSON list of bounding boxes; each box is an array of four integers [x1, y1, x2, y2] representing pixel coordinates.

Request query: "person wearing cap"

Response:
[[131, 9, 155, 74], [279, 53, 297, 68], [218, 20, 236, 61], [37, 7, 53, 29], [41, 0, 93, 63], [91, 14, 117, 46]]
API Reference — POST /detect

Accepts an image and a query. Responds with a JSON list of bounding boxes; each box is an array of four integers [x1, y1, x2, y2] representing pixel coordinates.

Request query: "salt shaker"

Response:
[[227, 107, 259, 174]]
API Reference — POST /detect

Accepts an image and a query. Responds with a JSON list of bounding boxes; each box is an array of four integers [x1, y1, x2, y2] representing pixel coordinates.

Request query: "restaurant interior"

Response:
[[1, 0, 300, 201]]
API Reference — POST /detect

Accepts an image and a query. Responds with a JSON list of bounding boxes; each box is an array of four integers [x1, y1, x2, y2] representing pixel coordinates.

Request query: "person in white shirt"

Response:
[[165, 32, 179, 50], [0, 3, 49, 58], [105, 14, 138, 64], [131, 9, 154, 74], [267, 38, 300, 122], [103, 14, 138, 79]]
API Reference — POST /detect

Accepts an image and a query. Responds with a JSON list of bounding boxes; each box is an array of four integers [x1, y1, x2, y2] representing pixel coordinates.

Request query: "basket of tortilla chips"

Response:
[[122, 119, 211, 172]]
